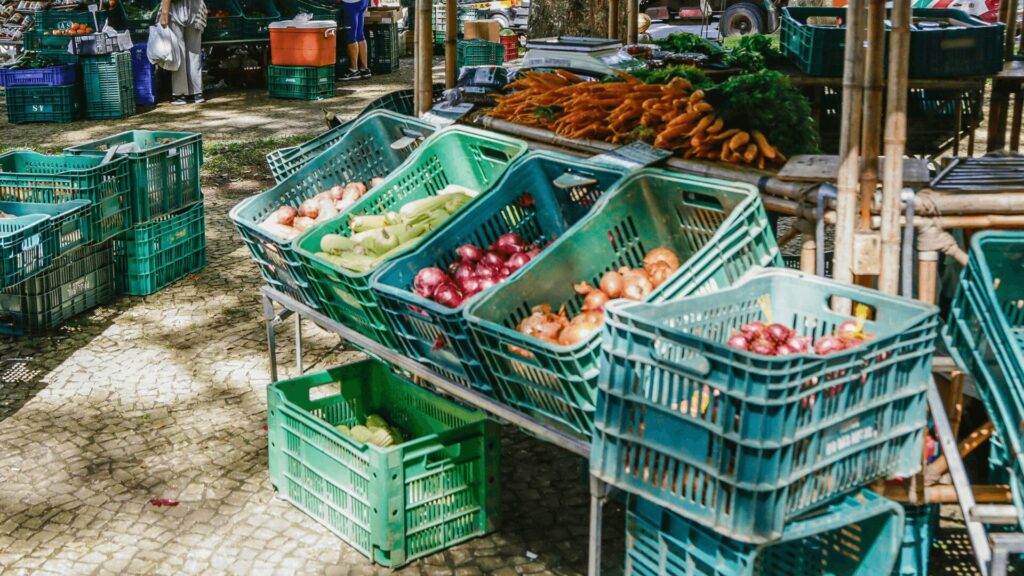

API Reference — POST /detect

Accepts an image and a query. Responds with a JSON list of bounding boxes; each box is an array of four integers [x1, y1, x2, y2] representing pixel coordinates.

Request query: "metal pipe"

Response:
[[879, 0, 911, 296], [901, 191, 915, 298]]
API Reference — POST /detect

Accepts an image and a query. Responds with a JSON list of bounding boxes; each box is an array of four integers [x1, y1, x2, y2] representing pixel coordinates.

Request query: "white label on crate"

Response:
[[823, 414, 878, 457], [168, 147, 179, 158], [30, 104, 52, 113], [63, 276, 94, 300]]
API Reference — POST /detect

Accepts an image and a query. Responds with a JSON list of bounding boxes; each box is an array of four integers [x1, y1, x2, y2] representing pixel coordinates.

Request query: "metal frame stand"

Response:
[[260, 286, 611, 576]]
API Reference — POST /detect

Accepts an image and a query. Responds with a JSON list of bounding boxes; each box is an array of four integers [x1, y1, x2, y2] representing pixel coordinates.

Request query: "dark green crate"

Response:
[[268, 64, 336, 100], [267, 359, 501, 568], [119, 0, 160, 40], [367, 22, 400, 74], [0, 199, 91, 290], [5, 82, 84, 124], [240, 0, 280, 38], [292, 126, 529, 350], [203, 0, 245, 41], [457, 39, 504, 69], [278, 0, 339, 20], [81, 52, 135, 119], [34, 9, 110, 36], [65, 130, 203, 225], [0, 241, 115, 336], [780, 7, 848, 78], [18, 36, 81, 63], [0, 151, 130, 242], [115, 201, 206, 295]]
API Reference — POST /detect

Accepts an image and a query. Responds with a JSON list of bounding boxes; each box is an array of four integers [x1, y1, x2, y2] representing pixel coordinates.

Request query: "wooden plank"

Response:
[[777, 154, 930, 186]]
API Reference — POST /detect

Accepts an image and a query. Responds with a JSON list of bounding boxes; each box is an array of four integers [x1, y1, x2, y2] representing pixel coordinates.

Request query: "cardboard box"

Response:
[[402, 30, 414, 56], [463, 20, 501, 42], [365, 7, 402, 24]]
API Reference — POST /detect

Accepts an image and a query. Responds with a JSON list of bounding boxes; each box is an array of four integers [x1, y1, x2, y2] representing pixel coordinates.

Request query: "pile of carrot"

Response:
[[487, 70, 785, 169]]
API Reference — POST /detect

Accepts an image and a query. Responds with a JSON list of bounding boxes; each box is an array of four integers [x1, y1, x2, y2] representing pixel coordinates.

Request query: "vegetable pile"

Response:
[[413, 232, 542, 308], [513, 247, 681, 350], [487, 70, 790, 168], [258, 178, 381, 241], [316, 187, 475, 274], [332, 413, 405, 449], [726, 319, 874, 357], [1, 52, 71, 70]]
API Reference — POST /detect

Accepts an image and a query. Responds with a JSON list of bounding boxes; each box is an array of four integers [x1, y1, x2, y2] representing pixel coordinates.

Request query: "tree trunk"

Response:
[[528, 0, 631, 40]]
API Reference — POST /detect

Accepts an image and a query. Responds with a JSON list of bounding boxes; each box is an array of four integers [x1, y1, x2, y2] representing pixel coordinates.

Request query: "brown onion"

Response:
[[621, 273, 654, 301], [583, 290, 609, 312], [298, 198, 320, 219], [328, 185, 345, 201], [276, 205, 297, 226], [648, 263, 674, 288], [644, 247, 680, 273], [559, 317, 602, 346], [600, 271, 624, 298], [574, 281, 595, 295]]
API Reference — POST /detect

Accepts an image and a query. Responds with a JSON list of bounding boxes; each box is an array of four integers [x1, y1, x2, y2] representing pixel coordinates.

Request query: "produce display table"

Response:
[[986, 59, 1024, 153]]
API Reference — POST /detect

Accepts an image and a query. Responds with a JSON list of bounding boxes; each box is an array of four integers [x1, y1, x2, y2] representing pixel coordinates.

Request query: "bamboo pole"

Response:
[[834, 0, 866, 310], [918, 251, 938, 304], [801, 236, 817, 274], [878, 0, 910, 296], [880, 483, 1013, 504], [609, 0, 620, 40], [445, 0, 457, 89], [859, 0, 885, 227], [928, 421, 996, 477], [415, 0, 433, 115], [627, 0, 638, 44], [1005, 0, 1020, 60]]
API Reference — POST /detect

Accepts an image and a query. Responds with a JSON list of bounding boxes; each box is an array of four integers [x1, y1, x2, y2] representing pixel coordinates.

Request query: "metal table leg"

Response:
[[588, 476, 609, 576], [295, 313, 303, 375], [263, 292, 280, 382]]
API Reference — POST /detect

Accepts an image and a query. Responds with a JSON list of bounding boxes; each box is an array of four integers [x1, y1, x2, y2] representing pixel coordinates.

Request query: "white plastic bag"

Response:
[[147, 24, 181, 72]]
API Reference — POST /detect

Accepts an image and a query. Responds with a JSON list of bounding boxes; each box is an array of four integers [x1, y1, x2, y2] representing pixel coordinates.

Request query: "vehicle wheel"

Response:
[[720, 2, 766, 36], [489, 12, 511, 28]]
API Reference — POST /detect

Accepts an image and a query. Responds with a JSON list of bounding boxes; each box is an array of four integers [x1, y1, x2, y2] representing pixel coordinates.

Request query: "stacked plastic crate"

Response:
[[2, 52, 83, 124], [80, 49, 136, 119], [65, 131, 206, 296], [267, 18, 337, 100]]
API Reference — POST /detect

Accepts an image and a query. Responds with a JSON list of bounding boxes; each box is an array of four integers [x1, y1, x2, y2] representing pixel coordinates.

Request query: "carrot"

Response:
[[751, 130, 777, 160], [687, 115, 715, 136], [743, 143, 759, 164], [709, 128, 740, 142], [705, 117, 724, 134], [728, 131, 750, 152], [689, 90, 705, 104], [692, 101, 713, 114]]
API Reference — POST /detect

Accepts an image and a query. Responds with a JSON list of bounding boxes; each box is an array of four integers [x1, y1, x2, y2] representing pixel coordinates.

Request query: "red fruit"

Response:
[[726, 334, 749, 351]]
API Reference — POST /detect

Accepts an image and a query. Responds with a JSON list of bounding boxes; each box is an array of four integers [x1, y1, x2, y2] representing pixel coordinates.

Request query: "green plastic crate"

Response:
[[268, 64, 336, 100], [230, 110, 437, 309], [0, 241, 115, 336], [293, 125, 529, 350], [0, 199, 91, 289], [372, 151, 628, 393], [33, 9, 110, 49], [367, 22, 400, 74], [80, 52, 135, 119], [465, 168, 782, 439], [593, 268, 937, 543], [267, 359, 500, 568], [240, 0, 280, 37], [780, 7, 849, 78], [114, 201, 206, 295], [266, 85, 444, 184], [0, 151, 130, 243], [118, 0, 160, 40], [5, 82, 84, 124], [203, 0, 244, 40], [457, 39, 504, 69], [626, 490, 904, 576], [893, 504, 937, 576], [65, 131, 204, 225]]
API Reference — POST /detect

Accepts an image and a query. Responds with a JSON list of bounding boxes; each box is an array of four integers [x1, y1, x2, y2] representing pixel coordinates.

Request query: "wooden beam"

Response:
[[928, 421, 995, 477], [415, 0, 433, 115], [878, 482, 1013, 504], [445, 0, 456, 89], [860, 0, 885, 227], [627, 0, 638, 44], [878, 0, 910, 296], [609, 0, 620, 39]]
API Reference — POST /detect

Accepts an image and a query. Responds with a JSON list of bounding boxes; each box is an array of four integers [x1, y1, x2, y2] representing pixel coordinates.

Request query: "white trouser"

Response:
[[170, 23, 203, 96]]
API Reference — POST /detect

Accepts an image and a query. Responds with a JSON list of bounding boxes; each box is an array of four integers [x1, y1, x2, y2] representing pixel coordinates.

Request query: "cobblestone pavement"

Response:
[[0, 82, 626, 574]]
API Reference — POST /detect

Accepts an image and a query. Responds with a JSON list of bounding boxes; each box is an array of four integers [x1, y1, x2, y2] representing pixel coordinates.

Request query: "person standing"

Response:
[[338, 0, 371, 81], [159, 0, 207, 104]]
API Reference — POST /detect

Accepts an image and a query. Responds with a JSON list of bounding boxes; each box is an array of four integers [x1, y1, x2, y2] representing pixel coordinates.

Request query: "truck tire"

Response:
[[489, 11, 511, 28], [720, 2, 767, 36]]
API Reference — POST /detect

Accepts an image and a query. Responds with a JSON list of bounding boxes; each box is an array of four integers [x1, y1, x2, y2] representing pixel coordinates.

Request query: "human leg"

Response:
[[181, 24, 204, 99]]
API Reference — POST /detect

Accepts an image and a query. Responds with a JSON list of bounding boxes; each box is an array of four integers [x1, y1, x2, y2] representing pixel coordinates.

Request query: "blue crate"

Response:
[[0, 63, 77, 87], [593, 268, 938, 543], [625, 489, 905, 576], [131, 43, 157, 107]]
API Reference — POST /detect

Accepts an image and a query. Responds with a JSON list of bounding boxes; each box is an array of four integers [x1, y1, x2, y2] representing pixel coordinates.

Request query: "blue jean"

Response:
[[341, 0, 369, 43]]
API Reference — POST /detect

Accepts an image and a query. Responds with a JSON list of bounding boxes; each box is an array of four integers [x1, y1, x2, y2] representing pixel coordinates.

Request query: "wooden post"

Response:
[[627, 0, 638, 44], [833, 0, 866, 310], [878, 0, 910, 296], [1005, 0, 1019, 60], [859, 0, 885, 227], [800, 236, 817, 274], [415, 0, 433, 115], [609, 0, 620, 39], [445, 0, 457, 89], [918, 251, 938, 304]]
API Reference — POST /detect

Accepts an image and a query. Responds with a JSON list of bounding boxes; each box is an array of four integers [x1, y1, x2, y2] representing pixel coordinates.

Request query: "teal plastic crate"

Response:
[[65, 130, 204, 225], [118, 0, 160, 40], [592, 269, 938, 543], [0, 199, 91, 289], [893, 504, 937, 576], [266, 85, 444, 184], [115, 202, 206, 295], [267, 359, 500, 567], [465, 168, 782, 440], [5, 82, 84, 124], [367, 22, 400, 74], [457, 39, 504, 69], [33, 9, 111, 49], [625, 490, 904, 576], [780, 7, 849, 78], [0, 151, 129, 243], [0, 241, 115, 336], [293, 125, 529, 350], [230, 110, 437, 309], [372, 151, 628, 394], [204, 0, 244, 40], [240, 0, 279, 37], [268, 64, 336, 100], [81, 52, 135, 119]]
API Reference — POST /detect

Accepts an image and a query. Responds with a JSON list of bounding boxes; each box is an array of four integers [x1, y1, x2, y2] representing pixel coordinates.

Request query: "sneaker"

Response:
[[170, 95, 187, 105], [359, 68, 372, 79], [338, 69, 362, 81], [191, 94, 205, 104]]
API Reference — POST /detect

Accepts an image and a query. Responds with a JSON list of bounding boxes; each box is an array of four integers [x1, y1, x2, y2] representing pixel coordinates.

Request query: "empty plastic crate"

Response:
[[267, 359, 500, 567], [457, 39, 504, 69], [466, 169, 781, 439], [81, 52, 135, 119], [230, 110, 436, 309], [0, 199, 91, 289], [114, 202, 206, 295], [268, 64, 335, 100], [65, 130, 203, 225], [5, 83, 83, 124], [893, 504, 937, 576], [0, 241, 116, 336], [0, 151, 129, 242], [593, 269, 938, 543], [372, 151, 627, 393], [625, 490, 904, 576], [293, 126, 529, 350], [367, 22, 400, 74]]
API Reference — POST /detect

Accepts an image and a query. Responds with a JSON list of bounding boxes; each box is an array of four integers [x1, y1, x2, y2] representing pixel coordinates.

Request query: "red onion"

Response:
[[813, 336, 845, 356], [837, 320, 862, 340], [527, 246, 542, 259], [481, 251, 505, 269], [478, 278, 497, 291], [786, 336, 811, 353], [433, 283, 464, 308], [507, 252, 532, 272], [750, 340, 775, 356], [498, 266, 511, 279], [454, 263, 475, 285], [775, 344, 795, 357], [460, 277, 480, 294], [740, 321, 766, 340], [492, 233, 526, 255], [766, 323, 792, 344], [456, 244, 484, 262], [726, 334, 749, 351], [414, 267, 450, 299], [476, 263, 498, 279]]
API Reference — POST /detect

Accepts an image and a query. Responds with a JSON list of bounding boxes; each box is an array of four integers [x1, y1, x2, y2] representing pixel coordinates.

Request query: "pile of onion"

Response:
[[259, 177, 384, 240], [726, 319, 873, 357], [413, 233, 542, 309]]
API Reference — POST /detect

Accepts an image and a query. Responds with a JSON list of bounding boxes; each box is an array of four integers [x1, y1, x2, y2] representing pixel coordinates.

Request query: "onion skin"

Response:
[[740, 321, 767, 340], [643, 247, 680, 273], [414, 267, 450, 299], [813, 336, 845, 356], [750, 340, 775, 356], [478, 278, 497, 291], [775, 344, 795, 357], [328, 185, 345, 201], [583, 290, 610, 312], [481, 251, 505, 269], [476, 263, 499, 279], [600, 271, 624, 299], [648, 263, 674, 288], [369, 177, 384, 188], [433, 283, 464, 308], [621, 273, 654, 301], [786, 335, 811, 353], [766, 323, 792, 344], [507, 252, 532, 272], [492, 233, 526, 255], [454, 263, 474, 285], [837, 320, 863, 341], [456, 244, 484, 262], [574, 281, 595, 295], [727, 334, 749, 351], [299, 198, 320, 219], [276, 206, 297, 226]]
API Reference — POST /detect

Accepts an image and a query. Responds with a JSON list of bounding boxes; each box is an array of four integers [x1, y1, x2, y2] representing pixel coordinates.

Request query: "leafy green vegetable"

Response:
[[627, 65, 713, 89], [722, 34, 785, 72], [654, 33, 724, 58], [709, 70, 819, 156]]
